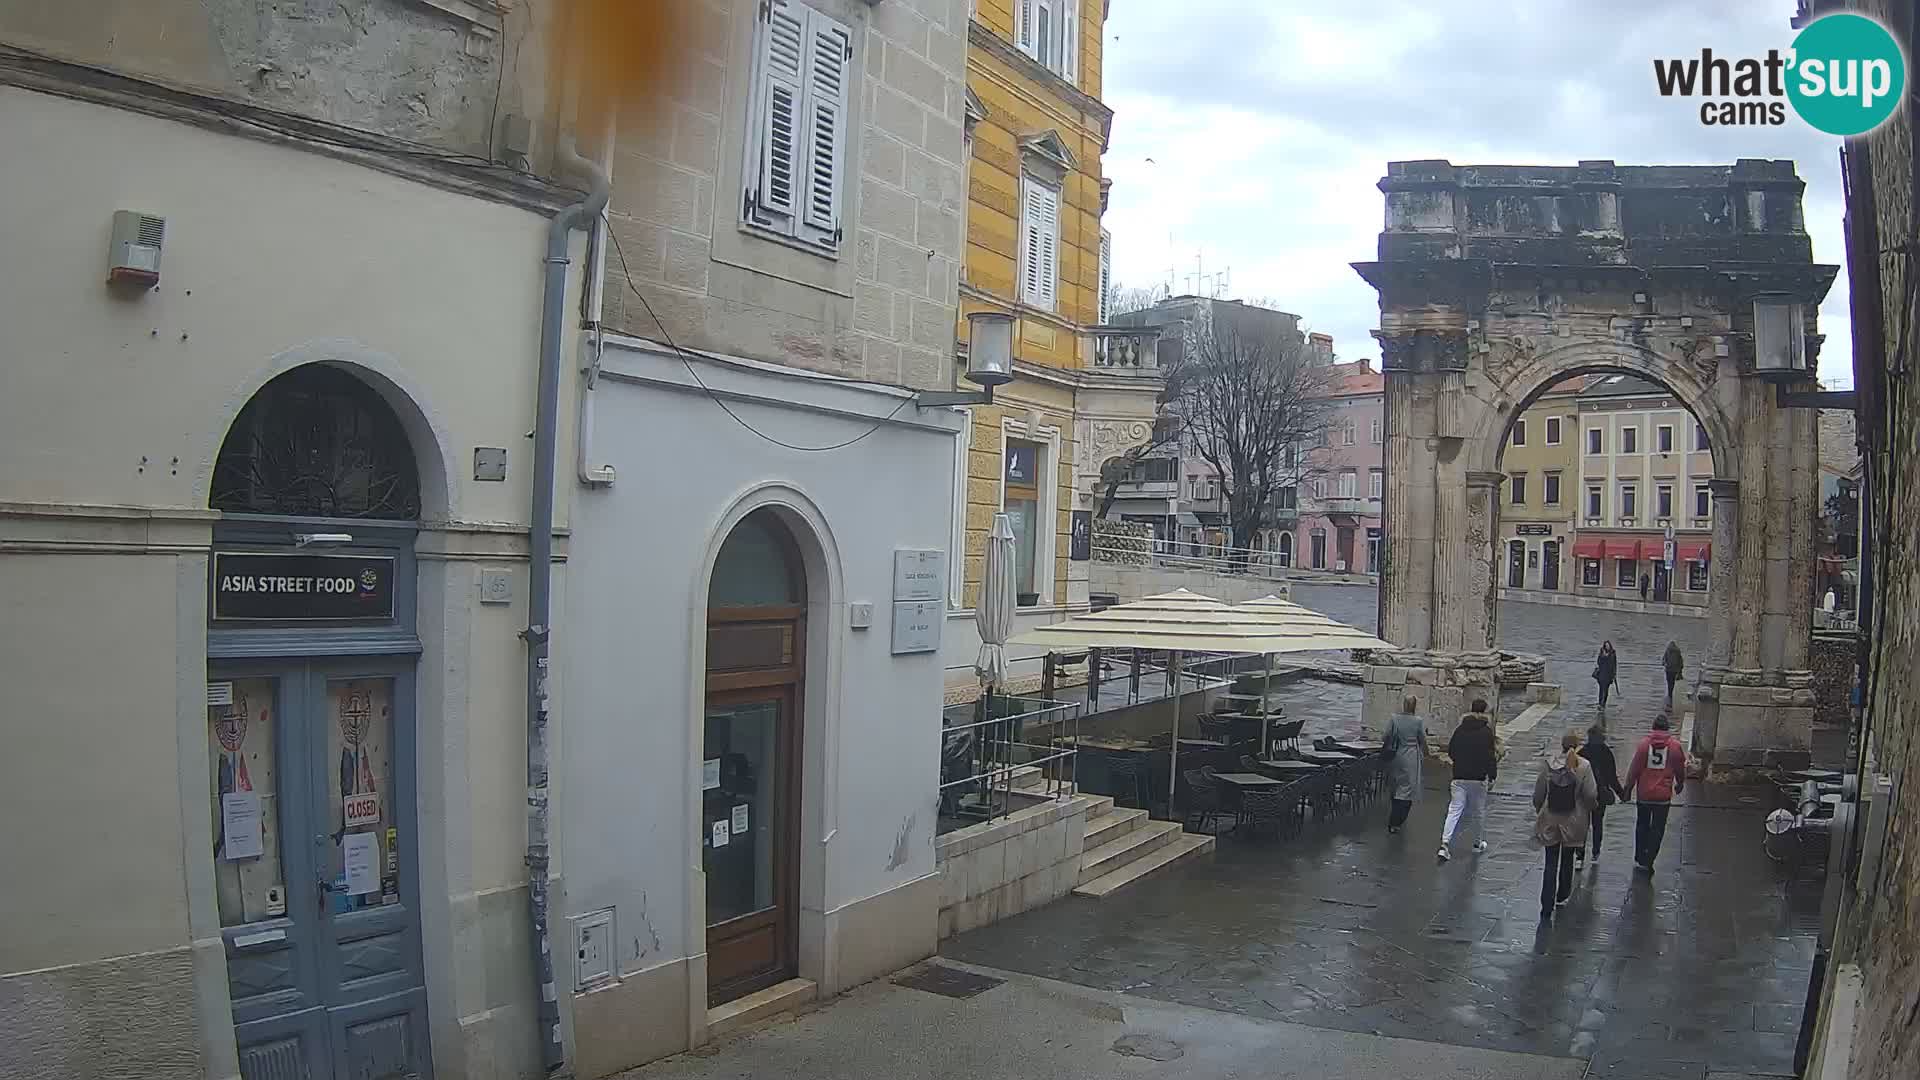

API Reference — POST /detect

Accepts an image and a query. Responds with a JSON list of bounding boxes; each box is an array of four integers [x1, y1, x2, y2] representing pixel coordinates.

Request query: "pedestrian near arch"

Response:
[[1438, 698, 1498, 861], [1663, 641, 1685, 707], [1578, 723, 1629, 867], [1534, 732, 1599, 921], [1624, 713, 1688, 873], [1382, 695, 1428, 833], [1594, 640, 1619, 707]]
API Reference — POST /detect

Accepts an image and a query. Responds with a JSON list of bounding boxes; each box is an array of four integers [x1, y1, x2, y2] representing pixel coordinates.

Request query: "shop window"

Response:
[[1616, 558, 1637, 587], [1688, 561, 1709, 591], [1583, 559, 1602, 586]]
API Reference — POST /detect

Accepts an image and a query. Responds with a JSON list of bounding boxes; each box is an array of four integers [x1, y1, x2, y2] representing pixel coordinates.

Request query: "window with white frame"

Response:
[[1370, 418, 1383, 444], [1587, 427, 1604, 455], [1509, 472, 1527, 505], [1337, 470, 1357, 498], [1620, 483, 1637, 518], [1621, 425, 1639, 453], [1695, 423, 1711, 451], [1368, 469, 1383, 499], [1312, 478, 1326, 500], [1545, 416, 1562, 445], [1694, 484, 1711, 519], [1657, 424, 1674, 453], [1018, 175, 1061, 310], [1511, 418, 1528, 447], [1544, 471, 1562, 506], [1016, 0, 1079, 83], [1587, 486, 1602, 518], [1341, 421, 1357, 447], [1657, 484, 1673, 518], [743, 0, 851, 252]]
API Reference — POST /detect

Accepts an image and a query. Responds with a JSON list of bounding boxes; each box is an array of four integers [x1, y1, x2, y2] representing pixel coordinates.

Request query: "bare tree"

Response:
[[1103, 280, 1169, 321], [1092, 281, 1178, 518], [1171, 306, 1336, 554]]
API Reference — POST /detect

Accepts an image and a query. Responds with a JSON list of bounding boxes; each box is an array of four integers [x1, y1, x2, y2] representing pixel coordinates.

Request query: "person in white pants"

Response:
[[1439, 699, 1499, 860]]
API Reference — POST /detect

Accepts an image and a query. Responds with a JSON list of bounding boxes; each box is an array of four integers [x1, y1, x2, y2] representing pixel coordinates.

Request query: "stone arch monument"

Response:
[[1353, 159, 1838, 776]]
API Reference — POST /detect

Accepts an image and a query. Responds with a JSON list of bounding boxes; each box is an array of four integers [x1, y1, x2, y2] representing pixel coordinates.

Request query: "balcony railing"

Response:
[[1090, 325, 1163, 370], [1315, 497, 1380, 515]]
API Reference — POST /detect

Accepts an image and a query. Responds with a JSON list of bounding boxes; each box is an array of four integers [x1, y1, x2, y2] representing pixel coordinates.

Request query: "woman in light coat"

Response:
[[1382, 695, 1429, 833], [1533, 731, 1599, 921]]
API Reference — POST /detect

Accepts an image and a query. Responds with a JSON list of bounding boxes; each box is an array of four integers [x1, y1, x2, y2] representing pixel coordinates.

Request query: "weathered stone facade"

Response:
[[1354, 160, 1835, 769]]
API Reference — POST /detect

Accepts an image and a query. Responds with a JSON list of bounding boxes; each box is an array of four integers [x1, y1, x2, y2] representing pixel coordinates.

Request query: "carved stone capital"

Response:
[[1376, 328, 1470, 373], [1465, 471, 1507, 490], [1708, 478, 1740, 500]]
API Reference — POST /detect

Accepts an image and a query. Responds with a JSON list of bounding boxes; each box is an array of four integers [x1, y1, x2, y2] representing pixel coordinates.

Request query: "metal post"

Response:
[[1166, 650, 1184, 820]]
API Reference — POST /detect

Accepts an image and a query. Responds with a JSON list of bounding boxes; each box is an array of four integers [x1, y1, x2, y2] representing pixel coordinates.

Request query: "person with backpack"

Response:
[[1438, 698, 1499, 861], [1593, 641, 1619, 707], [1662, 641, 1685, 707], [1623, 713, 1688, 873], [1533, 731, 1598, 921], [1577, 723, 1628, 867]]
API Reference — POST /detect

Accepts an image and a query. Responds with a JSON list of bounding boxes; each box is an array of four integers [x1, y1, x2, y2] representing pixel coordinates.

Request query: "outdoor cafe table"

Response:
[[1330, 741, 1383, 755], [1212, 772, 1286, 790], [1257, 759, 1322, 775], [1294, 750, 1351, 766]]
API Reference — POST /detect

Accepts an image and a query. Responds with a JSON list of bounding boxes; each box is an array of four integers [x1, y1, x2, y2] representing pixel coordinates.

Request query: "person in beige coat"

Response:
[[1533, 731, 1599, 921]]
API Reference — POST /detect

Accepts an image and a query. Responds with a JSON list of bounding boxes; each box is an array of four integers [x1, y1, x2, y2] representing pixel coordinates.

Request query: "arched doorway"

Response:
[[206, 363, 432, 1080], [703, 510, 806, 1004]]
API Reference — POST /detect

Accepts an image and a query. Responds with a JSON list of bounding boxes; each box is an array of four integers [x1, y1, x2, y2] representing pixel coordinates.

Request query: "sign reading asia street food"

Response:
[[213, 553, 396, 621]]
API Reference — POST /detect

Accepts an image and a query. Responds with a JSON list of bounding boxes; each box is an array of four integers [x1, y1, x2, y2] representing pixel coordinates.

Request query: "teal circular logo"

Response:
[[1787, 13, 1906, 136]]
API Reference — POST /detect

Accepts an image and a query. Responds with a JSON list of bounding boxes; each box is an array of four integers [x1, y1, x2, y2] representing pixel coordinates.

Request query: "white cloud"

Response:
[[1102, 0, 1853, 387]]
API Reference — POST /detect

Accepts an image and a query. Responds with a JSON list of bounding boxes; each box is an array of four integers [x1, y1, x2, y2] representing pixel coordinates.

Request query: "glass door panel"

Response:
[[704, 690, 795, 1002]]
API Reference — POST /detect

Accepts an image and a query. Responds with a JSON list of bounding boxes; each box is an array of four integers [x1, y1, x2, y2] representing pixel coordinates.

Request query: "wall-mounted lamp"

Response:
[[918, 311, 1014, 407], [294, 532, 354, 547]]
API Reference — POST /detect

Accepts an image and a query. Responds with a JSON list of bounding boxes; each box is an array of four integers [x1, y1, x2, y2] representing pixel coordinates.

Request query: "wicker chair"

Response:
[[1237, 787, 1292, 841], [1181, 768, 1231, 834], [1105, 754, 1154, 814]]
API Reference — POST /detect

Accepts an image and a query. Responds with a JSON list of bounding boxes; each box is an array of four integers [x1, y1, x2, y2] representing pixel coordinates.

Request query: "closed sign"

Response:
[[343, 792, 381, 828]]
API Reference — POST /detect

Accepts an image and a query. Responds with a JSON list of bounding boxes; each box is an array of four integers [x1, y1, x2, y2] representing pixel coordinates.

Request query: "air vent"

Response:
[[108, 210, 165, 289]]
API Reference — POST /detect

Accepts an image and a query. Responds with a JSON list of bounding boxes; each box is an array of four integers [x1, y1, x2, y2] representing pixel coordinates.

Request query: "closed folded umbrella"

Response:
[[975, 513, 1016, 689]]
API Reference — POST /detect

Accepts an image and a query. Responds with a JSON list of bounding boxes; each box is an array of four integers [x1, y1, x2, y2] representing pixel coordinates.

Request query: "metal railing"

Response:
[[1091, 538, 1373, 580], [938, 695, 1082, 830]]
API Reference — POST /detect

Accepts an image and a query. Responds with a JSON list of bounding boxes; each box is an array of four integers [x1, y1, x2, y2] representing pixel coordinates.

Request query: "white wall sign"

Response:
[[891, 599, 943, 654], [343, 831, 379, 896], [221, 791, 262, 860], [892, 549, 946, 601]]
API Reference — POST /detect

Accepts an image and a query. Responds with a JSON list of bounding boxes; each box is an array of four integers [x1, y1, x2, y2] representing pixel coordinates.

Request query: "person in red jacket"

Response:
[[1623, 713, 1687, 873]]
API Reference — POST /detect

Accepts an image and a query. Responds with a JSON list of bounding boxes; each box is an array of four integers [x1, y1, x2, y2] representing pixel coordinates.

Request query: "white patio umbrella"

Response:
[[1234, 594, 1395, 755], [1008, 589, 1394, 816], [972, 514, 1017, 810]]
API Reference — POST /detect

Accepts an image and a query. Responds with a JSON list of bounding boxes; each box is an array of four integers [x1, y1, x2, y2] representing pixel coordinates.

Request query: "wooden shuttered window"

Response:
[[746, 0, 850, 252]]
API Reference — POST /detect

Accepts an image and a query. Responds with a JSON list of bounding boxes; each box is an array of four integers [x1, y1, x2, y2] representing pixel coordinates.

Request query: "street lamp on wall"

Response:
[[919, 311, 1014, 407]]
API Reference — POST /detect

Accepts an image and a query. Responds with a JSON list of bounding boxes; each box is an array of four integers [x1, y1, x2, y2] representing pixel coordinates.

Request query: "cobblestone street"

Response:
[[944, 586, 1818, 1079]]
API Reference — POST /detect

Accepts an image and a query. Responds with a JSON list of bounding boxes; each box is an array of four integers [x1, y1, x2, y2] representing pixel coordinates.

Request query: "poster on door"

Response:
[[208, 679, 284, 926], [329, 679, 394, 912]]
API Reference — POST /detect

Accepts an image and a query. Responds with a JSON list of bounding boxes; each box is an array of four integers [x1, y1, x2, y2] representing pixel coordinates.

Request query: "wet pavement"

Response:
[[947, 587, 1824, 1079]]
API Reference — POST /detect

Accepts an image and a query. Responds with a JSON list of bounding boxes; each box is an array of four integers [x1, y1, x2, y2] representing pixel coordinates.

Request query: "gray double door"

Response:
[[208, 659, 429, 1080]]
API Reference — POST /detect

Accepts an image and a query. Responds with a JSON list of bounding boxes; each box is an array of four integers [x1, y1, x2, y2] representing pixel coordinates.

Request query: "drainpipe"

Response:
[[526, 127, 610, 1076]]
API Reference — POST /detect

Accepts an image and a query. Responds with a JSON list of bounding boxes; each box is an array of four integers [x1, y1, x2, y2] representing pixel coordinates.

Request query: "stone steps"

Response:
[[1077, 819, 1183, 883], [1082, 805, 1148, 850], [1072, 833, 1215, 898], [706, 977, 816, 1040]]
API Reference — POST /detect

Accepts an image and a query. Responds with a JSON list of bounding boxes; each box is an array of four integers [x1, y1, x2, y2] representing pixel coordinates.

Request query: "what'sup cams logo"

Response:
[[1654, 13, 1906, 136]]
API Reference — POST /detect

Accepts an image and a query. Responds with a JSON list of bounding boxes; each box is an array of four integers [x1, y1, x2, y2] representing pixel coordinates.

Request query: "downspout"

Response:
[[527, 127, 610, 1077]]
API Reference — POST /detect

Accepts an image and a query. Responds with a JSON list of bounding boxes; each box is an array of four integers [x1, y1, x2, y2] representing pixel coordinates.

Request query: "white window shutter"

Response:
[[748, 0, 807, 233], [1017, 0, 1037, 57], [1061, 0, 1078, 84], [1098, 228, 1112, 323], [1019, 178, 1040, 305], [1032, 182, 1059, 311], [797, 7, 851, 248]]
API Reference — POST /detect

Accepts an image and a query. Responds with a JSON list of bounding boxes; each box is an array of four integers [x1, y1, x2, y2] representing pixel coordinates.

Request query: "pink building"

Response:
[[1291, 360, 1384, 572]]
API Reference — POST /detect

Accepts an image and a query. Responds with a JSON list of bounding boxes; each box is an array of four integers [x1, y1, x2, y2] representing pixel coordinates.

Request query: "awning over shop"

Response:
[[1176, 513, 1202, 528], [1573, 537, 1606, 559], [1603, 537, 1643, 559], [1675, 539, 1711, 563]]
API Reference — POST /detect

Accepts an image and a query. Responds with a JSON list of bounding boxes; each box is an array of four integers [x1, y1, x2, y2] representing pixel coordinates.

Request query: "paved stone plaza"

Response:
[[943, 587, 1819, 1079]]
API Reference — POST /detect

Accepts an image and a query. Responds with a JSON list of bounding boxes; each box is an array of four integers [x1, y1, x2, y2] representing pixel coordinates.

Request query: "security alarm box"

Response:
[[108, 210, 165, 287]]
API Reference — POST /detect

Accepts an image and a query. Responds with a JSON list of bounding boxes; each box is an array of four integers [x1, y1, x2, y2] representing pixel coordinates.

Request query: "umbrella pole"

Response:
[[1167, 650, 1183, 821], [1262, 652, 1273, 758]]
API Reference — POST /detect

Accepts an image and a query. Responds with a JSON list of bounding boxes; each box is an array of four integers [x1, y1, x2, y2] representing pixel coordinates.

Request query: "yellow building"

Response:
[[1499, 384, 1582, 592], [946, 0, 1162, 690]]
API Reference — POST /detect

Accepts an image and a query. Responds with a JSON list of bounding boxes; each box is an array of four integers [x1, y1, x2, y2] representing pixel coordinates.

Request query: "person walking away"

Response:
[[1439, 698, 1498, 860], [1382, 696, 1428, 833], [1594, 641, 1619, 707], [1639, 572, 1651, 603], [1534, 732, 1599, 921], [1624, 713, 1687, 873], [1578, 723, 1628, 867], [1662, 641, 1685, 707]]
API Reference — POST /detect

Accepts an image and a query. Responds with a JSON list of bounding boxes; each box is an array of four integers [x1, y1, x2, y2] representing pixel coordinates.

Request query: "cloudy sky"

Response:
[[1101, 0, 1854, 387]]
